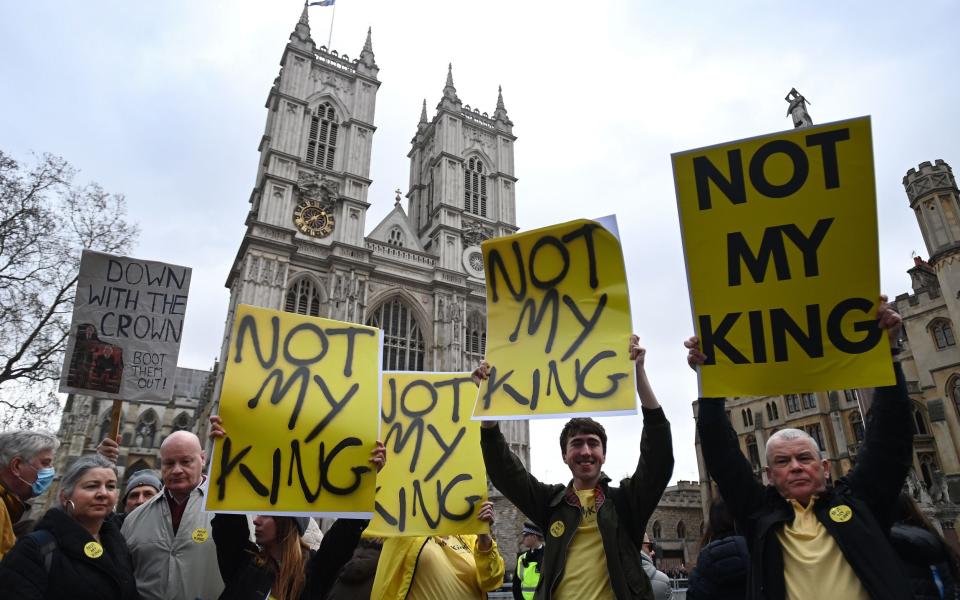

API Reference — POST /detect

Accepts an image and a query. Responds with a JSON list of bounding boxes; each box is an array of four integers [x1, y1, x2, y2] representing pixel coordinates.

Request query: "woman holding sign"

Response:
[[208, 415, 386, 600], [370, 501, 505, 600], [0, 454, 140, 599]]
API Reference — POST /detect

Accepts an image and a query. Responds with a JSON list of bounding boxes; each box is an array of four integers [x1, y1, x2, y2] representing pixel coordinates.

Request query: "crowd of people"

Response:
[[0, 299, 957, 598]]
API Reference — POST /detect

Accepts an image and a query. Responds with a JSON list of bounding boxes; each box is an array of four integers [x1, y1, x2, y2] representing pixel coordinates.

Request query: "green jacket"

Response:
[[481, 407, 673, 600]]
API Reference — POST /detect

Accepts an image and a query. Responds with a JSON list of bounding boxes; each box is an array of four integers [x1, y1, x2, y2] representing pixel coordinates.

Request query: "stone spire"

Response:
[[493, 85, 513, 132], [494, 85, 509, 121], [439, 63, 461, 111], [290, 1, 316, 51], [419, 99, 428, 124], [357, 26, 378, 75]]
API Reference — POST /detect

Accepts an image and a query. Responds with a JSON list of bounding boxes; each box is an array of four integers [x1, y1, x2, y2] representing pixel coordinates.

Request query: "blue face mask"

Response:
[[18, 464, 55, 497]]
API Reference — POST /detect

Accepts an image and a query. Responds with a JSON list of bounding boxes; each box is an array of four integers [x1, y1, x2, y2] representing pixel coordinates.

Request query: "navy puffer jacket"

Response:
[[686, 535, 749, 600]]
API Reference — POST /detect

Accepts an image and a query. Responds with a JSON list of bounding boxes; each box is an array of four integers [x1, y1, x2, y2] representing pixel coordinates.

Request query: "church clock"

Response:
[[293, 199, 335, 237]]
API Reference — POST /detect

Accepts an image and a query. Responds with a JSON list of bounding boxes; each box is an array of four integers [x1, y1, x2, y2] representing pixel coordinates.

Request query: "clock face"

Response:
[[293, 200, 335, 237]]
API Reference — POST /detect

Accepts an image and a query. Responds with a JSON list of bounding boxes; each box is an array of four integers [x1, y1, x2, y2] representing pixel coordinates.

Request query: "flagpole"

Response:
[[327, 2, 336, 49]]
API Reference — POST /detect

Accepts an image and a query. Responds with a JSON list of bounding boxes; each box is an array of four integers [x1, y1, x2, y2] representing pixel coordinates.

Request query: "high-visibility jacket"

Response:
[[515, 546, 543, 600]]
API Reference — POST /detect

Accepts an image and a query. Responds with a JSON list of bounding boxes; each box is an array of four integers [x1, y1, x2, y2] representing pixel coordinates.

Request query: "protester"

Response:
[[476, 334, 674, 600], [689, 296, 913, 600], [890, 492, 959, 600], [0, 454, 139, 599], [513, 521, 545, 600], [686, 497, 748, 600], [208, 414, 385, 600], [0, 430, 59, 558], [119, 469, 161, 515], [640, 533, 672, 600], [121, 430, 224, 600], [371, 500, 504, 599]]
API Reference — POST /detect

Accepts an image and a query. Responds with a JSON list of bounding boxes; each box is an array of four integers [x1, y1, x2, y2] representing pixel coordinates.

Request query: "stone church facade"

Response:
[[210, 8, 531, 565]]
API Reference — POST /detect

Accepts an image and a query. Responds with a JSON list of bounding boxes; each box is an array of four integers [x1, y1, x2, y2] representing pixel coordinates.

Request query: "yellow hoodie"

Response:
[[371, 534, 504, 600]]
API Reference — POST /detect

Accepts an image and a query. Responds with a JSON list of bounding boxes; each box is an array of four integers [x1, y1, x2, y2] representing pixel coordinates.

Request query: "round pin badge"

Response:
[[84, 541, 104, 558], [549, 521, 565, 537], [191, 527, 209, 543], [829, 505, 852, 523]]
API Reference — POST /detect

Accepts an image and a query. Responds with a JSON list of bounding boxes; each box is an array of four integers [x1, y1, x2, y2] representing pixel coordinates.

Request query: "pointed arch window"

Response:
[[785, 394, 800, 413], [772, 402, 779, 420], [285, 277, 323, 317], [913, 406, 928, 435], [930, 319, 956, 349], [950, 376, 960, 421], [172, 412, 191, 432], [745, 434, 761, 470], [134, 410, 158, 448], [465, 311, 486, 367], [464, 157, 487, 217], [306, 102, 338, 170], [652, 521, 662, 539], [366, 298, 425, 370], [849, 410, 865, 443], [97, 412, 112, 446], [387, 226, 404, 247], [677, 521, 687, 539]]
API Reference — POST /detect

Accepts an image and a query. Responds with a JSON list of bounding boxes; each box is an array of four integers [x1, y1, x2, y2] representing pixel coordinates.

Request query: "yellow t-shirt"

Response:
[[408, 535, 484, 600], [554, 489, 615, 600], [775, 499, 869, 600]]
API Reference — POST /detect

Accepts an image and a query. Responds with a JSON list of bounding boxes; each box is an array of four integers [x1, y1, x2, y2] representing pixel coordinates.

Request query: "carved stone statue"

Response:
[[785, 88, 813, 128], [929, 469, 950, 505], [296, 172, 339, 211]]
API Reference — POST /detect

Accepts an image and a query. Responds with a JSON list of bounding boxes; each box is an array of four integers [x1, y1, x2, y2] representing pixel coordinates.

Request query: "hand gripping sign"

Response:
[[206, 304, 382, 516], [366, 372, 488, 537], [672, 116, 893, 397], [473, 216, 636, 420]]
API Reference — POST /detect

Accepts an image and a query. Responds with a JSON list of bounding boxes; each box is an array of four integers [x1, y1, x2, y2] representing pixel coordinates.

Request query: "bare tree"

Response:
[[0, 150, 139, 419]]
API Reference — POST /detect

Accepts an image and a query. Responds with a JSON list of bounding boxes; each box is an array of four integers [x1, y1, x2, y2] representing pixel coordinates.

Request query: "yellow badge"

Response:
[[549, 520, 565, 537], [191, 527, 209, 543], [84, 541, 103, 558], [829, 505, 853, 523]]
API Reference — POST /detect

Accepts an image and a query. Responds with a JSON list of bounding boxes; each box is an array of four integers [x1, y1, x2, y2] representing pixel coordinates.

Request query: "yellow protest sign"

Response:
[[473, 217, 636, 420], [366, 372, 488, 537], [672, 117, 894, 397], [205, 304, 381, 516]]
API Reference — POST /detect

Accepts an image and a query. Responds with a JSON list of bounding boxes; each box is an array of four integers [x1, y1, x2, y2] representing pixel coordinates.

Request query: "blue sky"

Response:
[[3, 0, 959, 484]]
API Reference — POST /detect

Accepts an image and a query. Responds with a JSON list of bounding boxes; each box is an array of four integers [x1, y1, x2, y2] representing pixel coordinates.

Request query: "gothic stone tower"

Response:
[[215, 8, 531, 564]]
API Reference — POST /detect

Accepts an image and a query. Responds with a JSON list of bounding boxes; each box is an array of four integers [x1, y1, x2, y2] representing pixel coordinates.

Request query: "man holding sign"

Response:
[[688, 298, 913, 600], [476, 335, 673, 600]]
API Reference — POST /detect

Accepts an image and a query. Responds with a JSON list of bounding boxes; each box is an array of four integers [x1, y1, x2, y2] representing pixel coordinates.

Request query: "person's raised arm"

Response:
[[630, 334, 660, 410], [844, 296, 912, 527], [688, 336, 765, 525], [473, 501, 505, 592], [624, 335, 673, 535]]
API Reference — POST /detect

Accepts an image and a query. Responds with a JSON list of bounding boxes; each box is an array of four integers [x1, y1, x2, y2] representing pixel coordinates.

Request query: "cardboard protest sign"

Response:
[[672, 116, 893, 397], [473, 217, 636, 420], [59, 250, 191, 401], [206, 304, 382, 516], [366, 372, 488, 537]]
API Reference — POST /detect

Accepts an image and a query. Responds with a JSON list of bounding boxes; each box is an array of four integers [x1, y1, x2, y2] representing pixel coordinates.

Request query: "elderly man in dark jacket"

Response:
[[688, 297, 913, 600], [477, 335, 674, 600]]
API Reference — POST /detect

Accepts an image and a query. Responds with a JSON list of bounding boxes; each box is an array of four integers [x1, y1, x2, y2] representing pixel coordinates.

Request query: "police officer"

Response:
[[513, 522, 545, 600]]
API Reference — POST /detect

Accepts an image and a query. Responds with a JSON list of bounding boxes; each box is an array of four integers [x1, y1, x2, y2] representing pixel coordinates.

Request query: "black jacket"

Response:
[[325, 538, 382, 600], [890, 523, 958, 600], [697, 361, 914, 600], [0, 507, 140, 600], [482, 406, 674, 600], [686, 535, 749, 600], [211, 514, 366, 600]]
